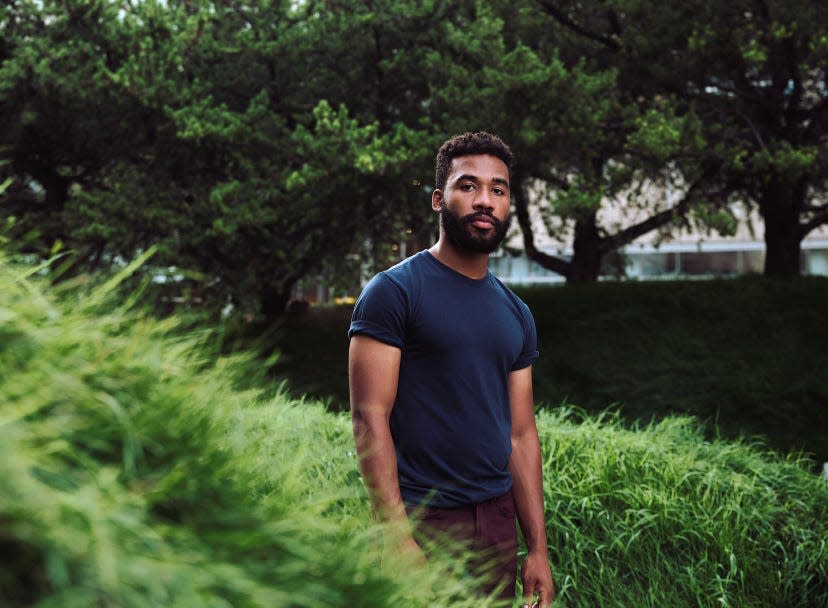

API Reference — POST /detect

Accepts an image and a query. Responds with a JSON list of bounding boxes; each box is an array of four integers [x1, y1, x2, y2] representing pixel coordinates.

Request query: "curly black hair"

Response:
[[434, 131, 513, 191]]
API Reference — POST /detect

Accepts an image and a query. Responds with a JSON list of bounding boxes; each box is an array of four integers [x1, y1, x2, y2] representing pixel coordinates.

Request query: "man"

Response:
[[348, 132, 555, 607]]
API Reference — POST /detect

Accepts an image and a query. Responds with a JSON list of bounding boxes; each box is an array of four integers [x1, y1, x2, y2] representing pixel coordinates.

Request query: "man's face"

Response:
[[434, 154, 512, 254]]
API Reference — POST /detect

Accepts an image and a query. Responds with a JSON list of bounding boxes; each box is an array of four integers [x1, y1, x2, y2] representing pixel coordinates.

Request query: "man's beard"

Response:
[[439, 201, 511, 254]]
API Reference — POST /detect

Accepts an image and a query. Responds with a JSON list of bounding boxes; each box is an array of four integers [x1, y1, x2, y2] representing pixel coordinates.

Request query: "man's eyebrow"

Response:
[[453, 174, 510, 187], [454, 173, 480, 183]]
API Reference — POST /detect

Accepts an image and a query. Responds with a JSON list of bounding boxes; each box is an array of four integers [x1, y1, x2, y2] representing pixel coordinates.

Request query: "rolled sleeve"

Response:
[[348, 273, 407, 349], [510, 304, 539, 371]]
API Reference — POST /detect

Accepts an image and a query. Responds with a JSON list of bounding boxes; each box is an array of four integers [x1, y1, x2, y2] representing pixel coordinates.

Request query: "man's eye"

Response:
[[493, 187, 505, 195], [460, 184, 475, 191]]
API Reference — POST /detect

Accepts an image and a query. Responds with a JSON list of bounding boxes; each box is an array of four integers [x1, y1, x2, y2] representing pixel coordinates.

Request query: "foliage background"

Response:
[[1, 0, 826, 317]]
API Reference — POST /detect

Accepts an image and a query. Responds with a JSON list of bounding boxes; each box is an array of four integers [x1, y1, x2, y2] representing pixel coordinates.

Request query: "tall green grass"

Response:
[[538, 410, 827, 607], [2, 258, 826, 607], [0, 258, 490, 607]]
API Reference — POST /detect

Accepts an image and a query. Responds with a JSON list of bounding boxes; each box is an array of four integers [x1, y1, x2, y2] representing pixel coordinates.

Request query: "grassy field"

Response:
[[2, 259, 827, 607], [273, 277, 828, 464]]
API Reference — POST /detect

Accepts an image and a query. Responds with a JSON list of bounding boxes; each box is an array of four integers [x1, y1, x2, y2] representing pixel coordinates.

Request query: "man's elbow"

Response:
[[351, 402, 391, 438], [511, 426, 539, 450]]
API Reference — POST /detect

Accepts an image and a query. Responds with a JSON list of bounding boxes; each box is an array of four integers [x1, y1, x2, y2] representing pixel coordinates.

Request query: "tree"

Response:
[[527, 0, 828, 278], [0, 0, 153, 262], [0, 0, 436, 319], [412, 0, 728, 282]]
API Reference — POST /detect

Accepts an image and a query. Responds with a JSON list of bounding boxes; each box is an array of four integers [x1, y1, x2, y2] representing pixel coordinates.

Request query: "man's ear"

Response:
[[431, 189, 443, 213]]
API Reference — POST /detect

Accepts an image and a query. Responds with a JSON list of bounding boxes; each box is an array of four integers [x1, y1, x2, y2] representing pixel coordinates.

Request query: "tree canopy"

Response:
[[0, 0, 438, 318], [1, 0, 825, 317], [514, 0, 828, 278]]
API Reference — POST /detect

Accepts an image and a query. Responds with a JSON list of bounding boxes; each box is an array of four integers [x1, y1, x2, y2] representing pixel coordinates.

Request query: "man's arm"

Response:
[[509, 365, 555, 607], [348, 334, 423, 562]]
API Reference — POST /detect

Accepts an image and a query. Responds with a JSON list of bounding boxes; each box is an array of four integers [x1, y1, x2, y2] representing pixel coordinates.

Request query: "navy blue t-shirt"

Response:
[[348, 250, 539, 508]]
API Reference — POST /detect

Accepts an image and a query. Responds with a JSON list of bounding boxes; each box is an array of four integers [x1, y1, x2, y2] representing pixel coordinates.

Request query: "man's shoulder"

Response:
[[379, 250, 431, 287], [385, 250, 430, 274], [358, 251, 430, 303], [490, 273, 531, 306]]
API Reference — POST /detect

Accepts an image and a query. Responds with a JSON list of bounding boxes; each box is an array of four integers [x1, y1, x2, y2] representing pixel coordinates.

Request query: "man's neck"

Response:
[[428, 238, 490, 280]]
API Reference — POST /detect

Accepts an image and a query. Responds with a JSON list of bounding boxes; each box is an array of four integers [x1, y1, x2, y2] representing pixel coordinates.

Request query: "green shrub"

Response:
[[272, 278, 828, 462], [538, 410, 828, 607], [275, 277, 828, 466], [518, 278, 828, 462], [2, 258, 826, 607], [0, 258, 488, 608]]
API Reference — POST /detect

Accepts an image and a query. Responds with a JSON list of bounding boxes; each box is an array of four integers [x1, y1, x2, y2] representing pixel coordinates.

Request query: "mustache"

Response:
[[462, 210, 508, 227]]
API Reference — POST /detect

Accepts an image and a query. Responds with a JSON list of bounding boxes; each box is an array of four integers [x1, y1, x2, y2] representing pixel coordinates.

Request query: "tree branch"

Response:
[[533, 0, 622, 50], [803, 96, 828, 141], [531, 167, 572, 191], [782, 36, 803, 123], [600, 165, 722, 253], [513, 173, 572, 278], [802, 201, 828, 213], [800, 206, 828, 238], [800, 213, 828, 238]]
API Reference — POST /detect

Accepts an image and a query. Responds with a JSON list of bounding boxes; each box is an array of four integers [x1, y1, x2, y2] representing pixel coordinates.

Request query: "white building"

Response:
[[490, 193, 828, 285]]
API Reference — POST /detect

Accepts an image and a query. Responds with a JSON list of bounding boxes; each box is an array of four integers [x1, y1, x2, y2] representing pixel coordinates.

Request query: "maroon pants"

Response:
[[406, 490, 518, 604]]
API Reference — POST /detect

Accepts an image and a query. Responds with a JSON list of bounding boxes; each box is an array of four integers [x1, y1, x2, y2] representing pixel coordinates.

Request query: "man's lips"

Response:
[[470, 215, 496, 229]]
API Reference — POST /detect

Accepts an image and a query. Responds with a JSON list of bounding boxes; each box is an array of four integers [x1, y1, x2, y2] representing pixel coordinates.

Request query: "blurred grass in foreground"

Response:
[[0, 256, 486, 608], [1, 257, 826, 607]]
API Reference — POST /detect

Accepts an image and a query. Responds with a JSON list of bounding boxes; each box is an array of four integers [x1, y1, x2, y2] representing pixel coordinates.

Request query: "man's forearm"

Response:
[[352, 409, 426, 568], [352, 409, 409, 525], [509, 403, 555, 605], [509, 430, 548, 553]]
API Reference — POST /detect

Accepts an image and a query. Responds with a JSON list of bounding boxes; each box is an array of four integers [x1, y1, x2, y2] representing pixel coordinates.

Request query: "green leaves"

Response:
[[750, 142, 819, 182], [627, 108, 693, 162], [0, 0, 444, 316], [0, 257, 505, 608], [1, 0, 825, 303]]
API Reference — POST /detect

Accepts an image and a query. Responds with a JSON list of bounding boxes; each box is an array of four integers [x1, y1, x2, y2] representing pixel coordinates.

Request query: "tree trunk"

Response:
[[512, 173, 572, 277], [259, 281, 292, 323], [567, 212, 603, 283], [759, 177, 804, 278]]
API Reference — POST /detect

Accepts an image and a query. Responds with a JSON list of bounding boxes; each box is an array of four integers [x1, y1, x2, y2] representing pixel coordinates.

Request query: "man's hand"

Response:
[[382, 532, 432, 604], [520, 549, 555, 607], [383, 532, 427, 569]]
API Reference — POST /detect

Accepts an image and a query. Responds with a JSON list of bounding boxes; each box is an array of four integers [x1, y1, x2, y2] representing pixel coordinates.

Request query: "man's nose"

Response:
[[473, 190, 494, 211]]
